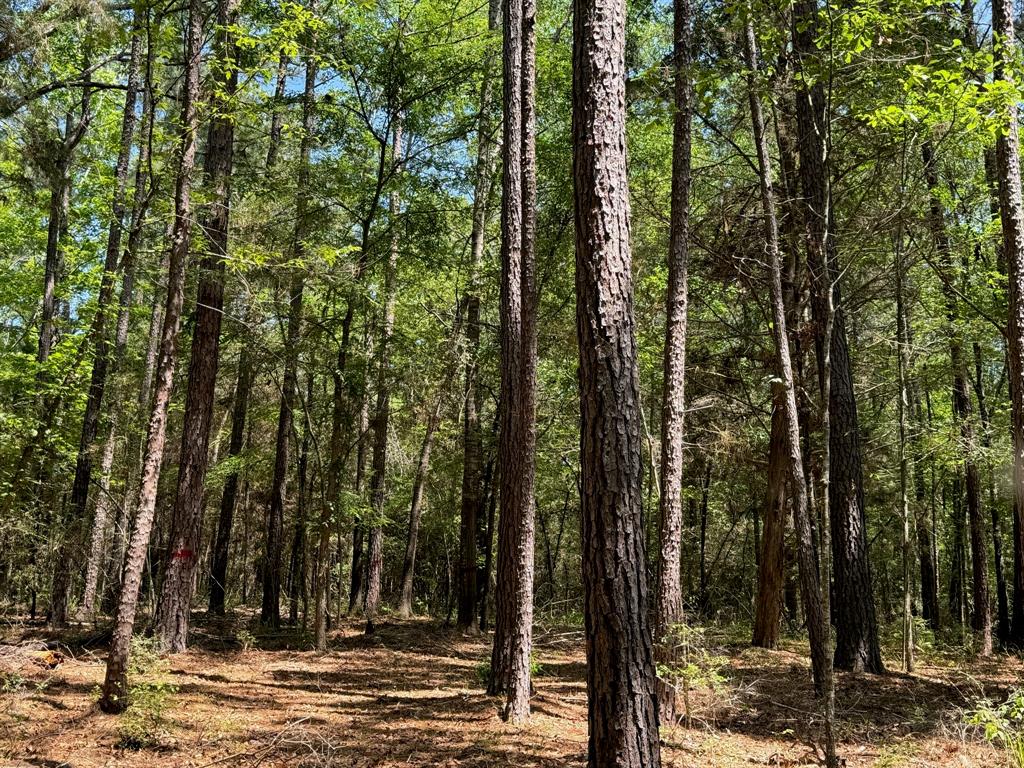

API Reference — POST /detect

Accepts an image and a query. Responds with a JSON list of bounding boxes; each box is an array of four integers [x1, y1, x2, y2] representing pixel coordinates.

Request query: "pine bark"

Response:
[[791, 0, 882, 674], [154, 0, 239, 651], [488, 0, 538, 725], [653, 0, 692, 720], [99, 0, 203, 711], [572, 0, 661, 760]]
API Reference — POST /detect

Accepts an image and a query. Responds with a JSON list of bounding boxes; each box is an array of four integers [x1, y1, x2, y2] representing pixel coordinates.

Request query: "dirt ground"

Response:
[[0, 615, 1017, 767]]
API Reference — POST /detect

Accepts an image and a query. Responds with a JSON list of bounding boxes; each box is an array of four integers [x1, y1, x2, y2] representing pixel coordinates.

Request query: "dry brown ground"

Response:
[[0, 616, 1018, 767]]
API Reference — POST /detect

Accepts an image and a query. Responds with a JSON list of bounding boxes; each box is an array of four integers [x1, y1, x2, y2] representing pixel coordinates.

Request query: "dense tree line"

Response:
[[4, 0, 1024, 761]]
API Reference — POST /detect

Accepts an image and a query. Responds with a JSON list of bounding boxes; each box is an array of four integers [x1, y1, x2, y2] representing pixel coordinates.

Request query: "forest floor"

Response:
[[0, 614, 1018, 767]]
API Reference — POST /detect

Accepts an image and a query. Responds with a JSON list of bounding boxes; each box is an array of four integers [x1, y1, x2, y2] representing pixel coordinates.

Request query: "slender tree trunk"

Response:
[[572, 0, 661, 761], [364, 116, 403, 634], [974, 341, 1010, 641], [209, 320, 253, 614], [791, 0, 882, 675], [53, 20, 142, 626], [457, 0, 500, 633], [744, 15, 836, 762], [262, 55, 317, 628], [654, 0, 692, 721], [99, 0, 203, 711], [488, 0, 538, 725], [922, 140, 992, 654], [154, 0, 239, 651], [80, 16, 155, 620], [288, 372, 314, 625], [895, 234, 915, 672], [397, 395, 445, 618]]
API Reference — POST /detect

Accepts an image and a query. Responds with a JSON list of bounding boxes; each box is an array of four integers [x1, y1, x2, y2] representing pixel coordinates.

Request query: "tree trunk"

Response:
[[974, 341, 1010, 641], [154, 0, 239, 651], [288, 372, 314, 625], [654, 0, 692, 721], [397, 394, 445, 618], [262, 55, 317, 628], [55, 19, 142, 625], [791, 0, 882, 675], [488, 0, 538, 726], [457, 0, 500, 633], [364, 116, 403, 634], [895, 234, 914, 672], [572, 0, 661, 760], [745, 16, 836, 762], [753, 390, 787, 649], [922, 140, 992, 654], [99, 0, 203, 711], [209, 318, 253, 614]]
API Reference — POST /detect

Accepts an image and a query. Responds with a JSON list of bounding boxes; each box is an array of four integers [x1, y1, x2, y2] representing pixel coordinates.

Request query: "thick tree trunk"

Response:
[[654, 0, 692, 722], [572, 0, 661, 761], [154, 0, 239, 651], [262, 56, 317, 628], [791, 0, 882, 675], [99, 0, 202, 711], [488, 0, 538, 726], [364, 116, 403, 634]]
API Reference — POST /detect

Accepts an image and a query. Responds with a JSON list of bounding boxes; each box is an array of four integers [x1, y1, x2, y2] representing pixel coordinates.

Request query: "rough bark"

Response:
[[753, 391, 787, 649], [572, 0, 662, 760], [488, 0, 538, 725], [791, 0, 882, 675], [99, 0, 202, 711], [654, 0, 692, 721], [154, 0, 239, 651]]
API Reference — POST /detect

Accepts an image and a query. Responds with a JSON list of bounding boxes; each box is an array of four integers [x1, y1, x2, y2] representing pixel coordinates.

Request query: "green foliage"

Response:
[[968, 690, 1024, 768], [112, 637, 178, 751]]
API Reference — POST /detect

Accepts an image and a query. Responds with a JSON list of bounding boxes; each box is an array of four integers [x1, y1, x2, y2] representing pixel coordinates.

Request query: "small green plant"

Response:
[[655, 622, 729, 726], [968, 689, 1024, 768], [114, 636, 178, 750], [1, 671, 25, 693], [236, 628, 256, 652]]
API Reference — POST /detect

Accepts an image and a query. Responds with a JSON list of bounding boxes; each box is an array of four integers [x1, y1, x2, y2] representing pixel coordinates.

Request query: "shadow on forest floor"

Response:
[[0, 615, 1017, 767]]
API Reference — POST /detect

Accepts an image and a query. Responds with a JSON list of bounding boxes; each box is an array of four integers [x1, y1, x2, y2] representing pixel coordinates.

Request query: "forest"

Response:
[[2, 0, 1024, 763]]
